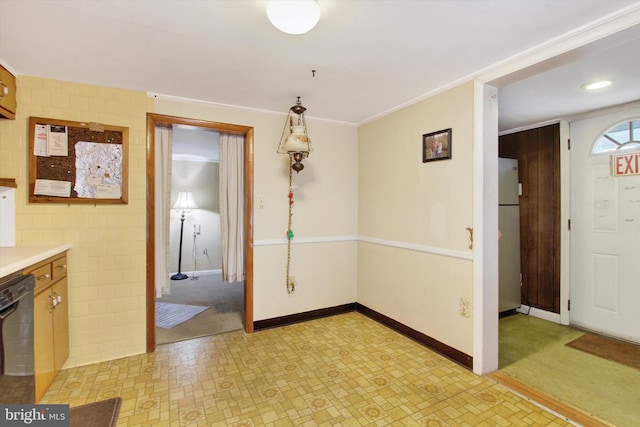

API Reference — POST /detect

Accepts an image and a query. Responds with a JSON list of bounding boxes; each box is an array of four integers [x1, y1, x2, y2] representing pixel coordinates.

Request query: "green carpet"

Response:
[[499, 314, 640, 427]]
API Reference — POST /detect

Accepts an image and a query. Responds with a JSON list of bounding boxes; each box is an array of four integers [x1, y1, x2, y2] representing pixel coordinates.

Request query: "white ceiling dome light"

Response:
[[582, 80, 613, 90], [266, 0, 321, 35]]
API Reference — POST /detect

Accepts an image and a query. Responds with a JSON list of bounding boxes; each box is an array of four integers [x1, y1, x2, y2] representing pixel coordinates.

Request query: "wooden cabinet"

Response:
[[0, 64, 17, 120], [27, 252, 69, 402]]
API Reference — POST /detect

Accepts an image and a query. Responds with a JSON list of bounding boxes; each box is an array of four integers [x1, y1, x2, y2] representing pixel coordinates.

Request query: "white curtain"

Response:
[[154, 125, 173, 297], [219, 133, 245, 283]]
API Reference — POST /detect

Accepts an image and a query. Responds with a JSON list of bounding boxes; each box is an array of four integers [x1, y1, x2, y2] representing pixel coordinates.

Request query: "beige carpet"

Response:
[[155, 273, 244, 344]]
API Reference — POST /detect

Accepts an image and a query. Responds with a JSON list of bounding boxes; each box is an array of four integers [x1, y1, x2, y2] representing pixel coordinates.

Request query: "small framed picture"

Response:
[[422, 128, 452, 162]]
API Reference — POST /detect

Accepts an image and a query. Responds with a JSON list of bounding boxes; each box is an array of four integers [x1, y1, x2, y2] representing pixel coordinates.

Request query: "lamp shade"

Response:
[[266, 0, 320, 35], [281, 125, 311, 153], [277, 98, 313, 172], [173, 191, 197, 212]]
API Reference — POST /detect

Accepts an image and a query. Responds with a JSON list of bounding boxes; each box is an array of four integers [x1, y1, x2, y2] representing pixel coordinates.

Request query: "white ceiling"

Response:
[[172, 125, 220, 163], [1, 0, 639, 131], [496, 23, 640, 131]]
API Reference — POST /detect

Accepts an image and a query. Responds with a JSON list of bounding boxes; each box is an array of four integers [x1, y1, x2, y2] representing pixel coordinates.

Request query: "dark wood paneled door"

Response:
[[499, 124, 560, 313]]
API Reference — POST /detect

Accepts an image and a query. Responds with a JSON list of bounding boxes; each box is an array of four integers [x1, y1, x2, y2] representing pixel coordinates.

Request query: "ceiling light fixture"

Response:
[[582, 80, 612, 91], [276, 97, 313, 294], [267, 0, 321, 35]]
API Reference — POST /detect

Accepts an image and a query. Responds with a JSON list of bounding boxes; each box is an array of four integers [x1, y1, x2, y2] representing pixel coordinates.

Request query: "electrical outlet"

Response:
[[203, 248, 208, 255], [459, 297, 471, 317]]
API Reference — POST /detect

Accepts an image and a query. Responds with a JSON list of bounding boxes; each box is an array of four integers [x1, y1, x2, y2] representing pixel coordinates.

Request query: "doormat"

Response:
[[566, 333, 640, 370], [156, 302, 208, 329], [70, 397, 121, 427]]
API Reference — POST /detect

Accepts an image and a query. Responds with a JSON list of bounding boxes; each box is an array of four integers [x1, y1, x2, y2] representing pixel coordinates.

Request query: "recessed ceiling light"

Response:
[[582, 80, 612, 91], [267, 0, 321, 35]]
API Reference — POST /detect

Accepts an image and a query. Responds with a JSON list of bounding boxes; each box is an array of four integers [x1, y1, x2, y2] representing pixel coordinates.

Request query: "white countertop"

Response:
[[0, 244, 72, 278]]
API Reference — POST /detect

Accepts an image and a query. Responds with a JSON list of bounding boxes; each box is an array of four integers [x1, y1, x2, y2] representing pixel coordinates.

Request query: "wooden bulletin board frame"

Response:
[[28, 117, 129, 204]]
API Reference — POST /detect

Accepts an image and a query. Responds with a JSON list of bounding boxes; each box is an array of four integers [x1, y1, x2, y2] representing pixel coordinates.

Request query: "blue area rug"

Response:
[[155, 302, 208, 329]]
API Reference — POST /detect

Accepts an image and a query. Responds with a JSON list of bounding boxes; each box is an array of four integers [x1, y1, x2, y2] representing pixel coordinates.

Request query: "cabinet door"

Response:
[[34, 290, 54, 403], [0, 65, 16, 120], [52, 278, 69, 372]]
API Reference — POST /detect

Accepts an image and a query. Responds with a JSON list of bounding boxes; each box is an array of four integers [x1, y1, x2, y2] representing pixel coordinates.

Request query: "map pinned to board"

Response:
[[75, 141, 123, 198]]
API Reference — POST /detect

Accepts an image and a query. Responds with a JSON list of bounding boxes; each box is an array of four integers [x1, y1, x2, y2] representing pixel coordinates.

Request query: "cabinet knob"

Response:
[[37, 273, 50, 281], [55, 264, 67, 270], [0, 80, 7, 99]]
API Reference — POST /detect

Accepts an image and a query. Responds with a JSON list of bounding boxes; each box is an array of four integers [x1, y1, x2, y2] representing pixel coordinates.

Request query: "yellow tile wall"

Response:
[[0, 76, 152, 367]]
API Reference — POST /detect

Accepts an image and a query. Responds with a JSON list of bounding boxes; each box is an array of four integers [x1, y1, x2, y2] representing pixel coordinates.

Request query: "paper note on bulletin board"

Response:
[[75, 141, 123, 198], [33, 124, 69, 157]]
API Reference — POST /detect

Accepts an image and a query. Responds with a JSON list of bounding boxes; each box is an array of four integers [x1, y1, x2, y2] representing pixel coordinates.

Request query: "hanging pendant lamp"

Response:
[[277, 97, 313, 173], [276, 97, 314, 293]]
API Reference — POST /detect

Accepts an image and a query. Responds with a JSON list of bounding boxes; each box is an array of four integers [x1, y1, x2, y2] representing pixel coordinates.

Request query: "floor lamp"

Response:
[[171, 191, 197, 280]]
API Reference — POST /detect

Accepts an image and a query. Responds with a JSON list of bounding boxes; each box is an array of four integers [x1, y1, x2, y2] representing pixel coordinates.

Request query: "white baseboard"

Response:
[[516, 305, 561, 323]]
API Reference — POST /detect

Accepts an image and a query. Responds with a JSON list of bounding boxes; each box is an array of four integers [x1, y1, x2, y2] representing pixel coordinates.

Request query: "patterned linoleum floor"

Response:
[[41, 312, 571, 426]]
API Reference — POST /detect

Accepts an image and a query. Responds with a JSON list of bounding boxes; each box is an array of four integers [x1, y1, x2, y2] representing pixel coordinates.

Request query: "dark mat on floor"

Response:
[[70, 397, 121, 427], [566, 333, 640, 370]]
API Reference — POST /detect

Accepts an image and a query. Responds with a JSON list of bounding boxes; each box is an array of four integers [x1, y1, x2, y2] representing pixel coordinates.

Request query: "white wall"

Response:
[[154, 98, 359, 320], [170, 160, 222, 274], [357, 82, 475, 355]]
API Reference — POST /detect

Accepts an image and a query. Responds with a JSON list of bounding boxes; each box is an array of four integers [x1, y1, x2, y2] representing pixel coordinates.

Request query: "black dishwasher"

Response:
[[0, 272, 35, 404]]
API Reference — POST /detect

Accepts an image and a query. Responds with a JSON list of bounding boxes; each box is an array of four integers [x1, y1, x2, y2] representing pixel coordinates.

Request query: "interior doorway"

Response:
[[494, 109, 640, 425], [145, 113, 254, 352], [154, 125, 244, 344], [498, 123, 561, 316]]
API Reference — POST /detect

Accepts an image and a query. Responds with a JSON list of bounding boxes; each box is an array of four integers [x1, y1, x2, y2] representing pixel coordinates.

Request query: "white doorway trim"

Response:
[[473, 82, 499, 375], [472, 6, 640, 374]]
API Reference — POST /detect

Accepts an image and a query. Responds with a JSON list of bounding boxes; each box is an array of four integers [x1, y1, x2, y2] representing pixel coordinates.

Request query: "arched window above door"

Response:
[[592, 119, 640, 154]]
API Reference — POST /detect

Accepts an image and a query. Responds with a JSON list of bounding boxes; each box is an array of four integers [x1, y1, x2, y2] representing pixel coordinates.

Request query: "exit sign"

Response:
[[612, 152, 640, 177]]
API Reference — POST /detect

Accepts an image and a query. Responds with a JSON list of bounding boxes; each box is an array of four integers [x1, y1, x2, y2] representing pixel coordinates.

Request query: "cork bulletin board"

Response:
[[28, 117, 129, 204]]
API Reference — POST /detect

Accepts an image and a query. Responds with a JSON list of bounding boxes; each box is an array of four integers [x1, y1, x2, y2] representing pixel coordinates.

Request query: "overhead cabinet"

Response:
[[0, 65, 17, 120]]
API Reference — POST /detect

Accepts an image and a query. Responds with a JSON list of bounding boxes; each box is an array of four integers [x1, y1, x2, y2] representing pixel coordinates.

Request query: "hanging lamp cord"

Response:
[[286, 156, 295, 294]]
